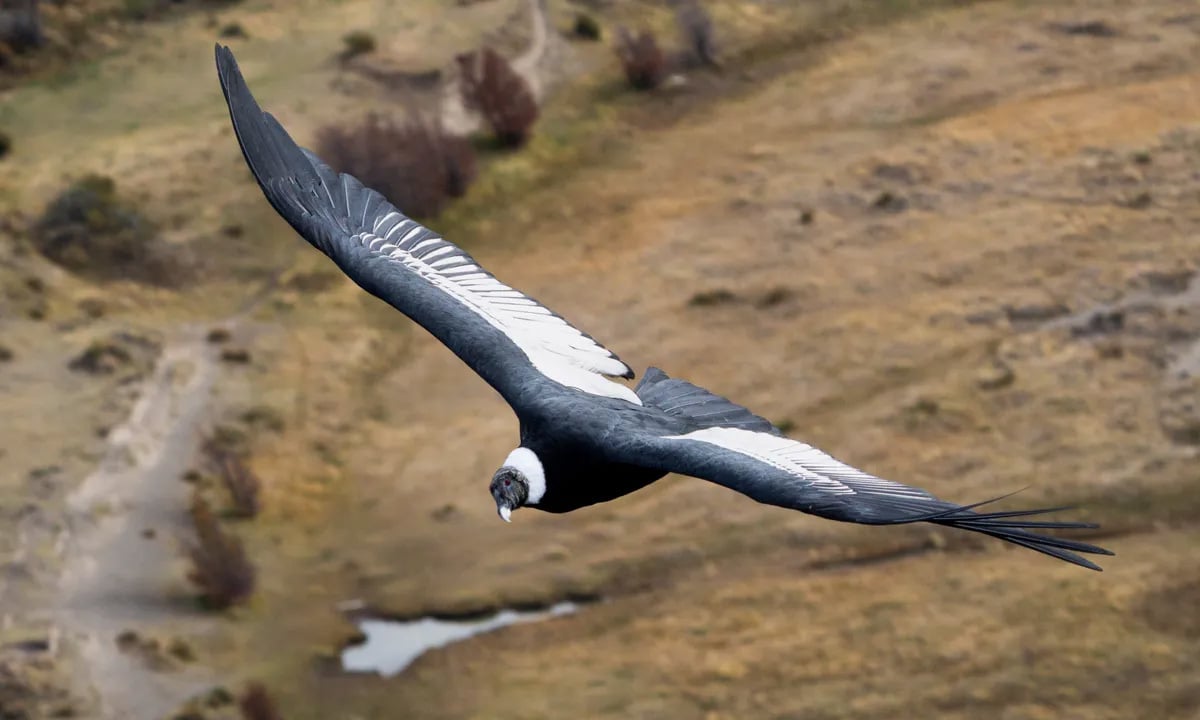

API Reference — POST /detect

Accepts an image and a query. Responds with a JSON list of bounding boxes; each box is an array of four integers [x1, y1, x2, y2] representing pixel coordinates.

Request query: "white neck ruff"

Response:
[[503, 447, 546, 505]]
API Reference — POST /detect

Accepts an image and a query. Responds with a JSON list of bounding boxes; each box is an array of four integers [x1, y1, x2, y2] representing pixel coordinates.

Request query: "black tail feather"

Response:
[[916, 502, 1113, 571]]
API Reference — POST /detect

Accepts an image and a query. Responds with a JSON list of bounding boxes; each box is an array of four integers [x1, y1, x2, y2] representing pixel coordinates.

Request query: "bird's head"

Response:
[[490, 447, 545, 522], [490, 467, 528, 522]]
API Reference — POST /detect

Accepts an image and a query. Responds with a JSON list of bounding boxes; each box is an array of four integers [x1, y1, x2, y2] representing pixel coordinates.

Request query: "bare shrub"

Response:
[[31, 174, 177, 283], [316, 112, 477, 220], [457, 47, 539, 148], [205, 445, 261, 519], [239, 682, 283, 720], [614, 27, 665, 90], [0, 0, 43, 55], [186, 496, 256, 610], [675, 0, 718, 69]]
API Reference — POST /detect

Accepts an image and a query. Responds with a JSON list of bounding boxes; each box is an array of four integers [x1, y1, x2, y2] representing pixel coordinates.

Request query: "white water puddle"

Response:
[[342, 602, 579, 677]]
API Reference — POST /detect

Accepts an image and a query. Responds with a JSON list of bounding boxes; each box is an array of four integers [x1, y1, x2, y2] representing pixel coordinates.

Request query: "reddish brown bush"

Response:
[[614, 27, 666, 91], [457, 47, 539, 148], [239, 682, 283, 720], [316, 112, 477, 220], [187, 496, 255, 610]]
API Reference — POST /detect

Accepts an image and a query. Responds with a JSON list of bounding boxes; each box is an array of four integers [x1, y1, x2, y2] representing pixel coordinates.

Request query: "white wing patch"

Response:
[[356, 213, 640, 405], [664, 427, 936, 501]]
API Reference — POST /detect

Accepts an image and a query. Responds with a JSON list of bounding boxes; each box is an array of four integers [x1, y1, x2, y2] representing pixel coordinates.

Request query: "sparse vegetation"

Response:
[[614, 27, 666, 90], [239, 682, 283, 720], [340, 30, 376, 60], [316, 112, 477, 219], [186, 496, 256, 610], [123, 0, 246, 22], [457, 47, 539, 148], [121, 0, 157, 21], [31, 174, 174, 283]]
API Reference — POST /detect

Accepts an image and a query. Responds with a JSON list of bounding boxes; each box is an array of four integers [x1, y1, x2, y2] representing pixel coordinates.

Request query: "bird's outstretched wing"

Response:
[[607, 425, 1112, 570], [214, 45, 638, 408]]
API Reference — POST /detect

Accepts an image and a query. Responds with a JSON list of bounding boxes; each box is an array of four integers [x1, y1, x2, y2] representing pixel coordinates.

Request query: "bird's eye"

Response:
[[504, 479, 511, 487]]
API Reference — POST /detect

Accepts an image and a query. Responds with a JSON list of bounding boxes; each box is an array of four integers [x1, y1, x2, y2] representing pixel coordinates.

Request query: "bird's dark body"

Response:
[[213, 43, 1113, 571], [517, 393, 683, 512]]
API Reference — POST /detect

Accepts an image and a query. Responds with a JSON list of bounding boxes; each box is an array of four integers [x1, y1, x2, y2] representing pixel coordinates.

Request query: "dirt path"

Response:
[[55, 326, 224, 720]]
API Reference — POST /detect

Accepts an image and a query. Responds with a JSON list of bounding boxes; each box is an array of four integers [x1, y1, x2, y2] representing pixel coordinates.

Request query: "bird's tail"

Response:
[[914, 497, 1113, 571]]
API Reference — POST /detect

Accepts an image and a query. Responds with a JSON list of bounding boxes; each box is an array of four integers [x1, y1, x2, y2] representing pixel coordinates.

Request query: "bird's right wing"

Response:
[[214, 45, 639, 410], [605, 425, 1112, 570]]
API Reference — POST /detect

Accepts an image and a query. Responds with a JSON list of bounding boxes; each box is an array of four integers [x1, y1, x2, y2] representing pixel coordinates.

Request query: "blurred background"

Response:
[[1, 0, 1198, 718]]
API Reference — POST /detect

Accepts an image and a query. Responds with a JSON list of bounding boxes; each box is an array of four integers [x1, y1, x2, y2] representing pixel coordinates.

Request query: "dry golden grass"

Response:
[[2, 0, 1200, 717]]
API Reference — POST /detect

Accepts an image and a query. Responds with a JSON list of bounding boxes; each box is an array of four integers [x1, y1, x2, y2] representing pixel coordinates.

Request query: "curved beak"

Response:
[[497, 505, 513, 523]]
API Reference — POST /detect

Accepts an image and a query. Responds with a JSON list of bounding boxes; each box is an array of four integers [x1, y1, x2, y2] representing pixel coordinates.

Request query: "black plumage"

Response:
[[215, 45, 1112, 571]]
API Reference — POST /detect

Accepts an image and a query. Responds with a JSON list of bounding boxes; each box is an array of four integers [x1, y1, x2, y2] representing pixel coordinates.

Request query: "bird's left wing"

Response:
[[214, 45, 638, 409], [606, 426, 1112, 570]]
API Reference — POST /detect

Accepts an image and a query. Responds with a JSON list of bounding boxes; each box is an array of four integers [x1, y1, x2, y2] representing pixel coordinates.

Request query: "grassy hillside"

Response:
[[1, 0, 1198, 718]]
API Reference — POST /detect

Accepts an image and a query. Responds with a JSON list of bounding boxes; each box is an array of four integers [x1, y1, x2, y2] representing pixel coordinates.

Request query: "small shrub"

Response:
[[614, 27, 665, 90], [457, 47, 539, 148], [340, 30, 376, 60], [675, 0, 718, 68], [316, 112, 477, 219], [239, 683, 282, 720], [31, 174, 170, 283], [572, 13, 601, 41], [186, 496, 255, 610], [687, 288, 736, 307], [218, 22, 247, 39], [0, 130, 10, 159]]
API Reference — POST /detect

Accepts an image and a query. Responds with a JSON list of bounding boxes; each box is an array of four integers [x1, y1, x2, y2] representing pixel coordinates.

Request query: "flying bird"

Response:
[[214, 45, 1112, 570]]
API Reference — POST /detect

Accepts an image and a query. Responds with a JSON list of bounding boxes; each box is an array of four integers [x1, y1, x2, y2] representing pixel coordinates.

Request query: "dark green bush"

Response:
[[572, 13, 601, 41], [32, 174, 172, 283]]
